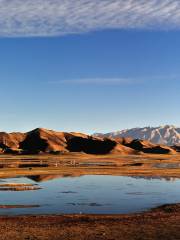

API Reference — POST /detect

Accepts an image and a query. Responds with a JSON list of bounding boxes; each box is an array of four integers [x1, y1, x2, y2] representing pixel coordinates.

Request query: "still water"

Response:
[[0, 175, 180, 215]]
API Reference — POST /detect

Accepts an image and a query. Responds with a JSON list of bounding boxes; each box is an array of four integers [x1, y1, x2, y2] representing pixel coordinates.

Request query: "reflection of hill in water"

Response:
[[27, 174, 178, 183], [27, 174, 73, 182]]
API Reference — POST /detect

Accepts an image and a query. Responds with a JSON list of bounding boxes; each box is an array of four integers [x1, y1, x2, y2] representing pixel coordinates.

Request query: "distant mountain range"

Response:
[[0, 127, 176, 155], [94, 125, 180, 146]]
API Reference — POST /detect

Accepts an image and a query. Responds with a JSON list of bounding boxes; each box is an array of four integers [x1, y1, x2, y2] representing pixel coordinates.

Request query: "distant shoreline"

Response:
[[0, 153, 180, 179]]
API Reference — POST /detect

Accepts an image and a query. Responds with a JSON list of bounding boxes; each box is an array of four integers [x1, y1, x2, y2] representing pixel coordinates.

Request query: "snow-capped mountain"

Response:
[[94, 125, 180, 146]]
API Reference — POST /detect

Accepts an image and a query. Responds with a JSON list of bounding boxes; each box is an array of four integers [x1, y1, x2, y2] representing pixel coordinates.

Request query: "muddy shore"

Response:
[[0, 204, 179, 240]]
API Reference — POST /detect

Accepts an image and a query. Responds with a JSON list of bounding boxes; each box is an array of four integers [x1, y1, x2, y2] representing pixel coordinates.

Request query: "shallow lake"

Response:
[[0, 175, 180, 215]]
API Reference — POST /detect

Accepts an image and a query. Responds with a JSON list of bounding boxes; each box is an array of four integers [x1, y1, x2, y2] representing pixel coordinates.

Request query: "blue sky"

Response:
[[0, 0, 180, 133]]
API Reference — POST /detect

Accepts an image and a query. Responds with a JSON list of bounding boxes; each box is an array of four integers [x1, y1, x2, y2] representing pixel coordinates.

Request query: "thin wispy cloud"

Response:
[[49, 78, 140, 86], [48, 74, 180, 86], [0, 0, 180, 37]]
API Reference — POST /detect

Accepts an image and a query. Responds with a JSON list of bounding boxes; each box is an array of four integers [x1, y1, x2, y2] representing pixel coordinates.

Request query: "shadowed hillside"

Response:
[[0, 128, 177, 155]]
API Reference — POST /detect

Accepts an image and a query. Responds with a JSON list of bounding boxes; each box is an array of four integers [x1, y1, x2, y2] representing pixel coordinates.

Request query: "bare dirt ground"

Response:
[[0, 204, 179, 240]]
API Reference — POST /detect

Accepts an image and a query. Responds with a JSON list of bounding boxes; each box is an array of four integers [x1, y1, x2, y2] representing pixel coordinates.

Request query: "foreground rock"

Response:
[[0, 128, 177, 155]]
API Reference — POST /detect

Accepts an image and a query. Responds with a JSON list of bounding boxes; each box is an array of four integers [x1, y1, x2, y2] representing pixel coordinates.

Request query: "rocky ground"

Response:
[[0, 204, 180, 240]]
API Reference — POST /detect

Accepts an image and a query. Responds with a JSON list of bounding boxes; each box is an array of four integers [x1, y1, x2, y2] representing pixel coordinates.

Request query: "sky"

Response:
[[0, 0, 180, 134]]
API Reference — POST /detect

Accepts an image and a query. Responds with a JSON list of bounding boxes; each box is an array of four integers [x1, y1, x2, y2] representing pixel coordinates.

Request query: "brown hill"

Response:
[[0, 128, 177, 155], [124, 139, 176, 154], [0, 132, 26, 153], [172, 145, 180, 152], [0, 128, 136, 155], [112, 137, 133, 145], [20, 128, 68, 154], [66, 135, 137, 155]]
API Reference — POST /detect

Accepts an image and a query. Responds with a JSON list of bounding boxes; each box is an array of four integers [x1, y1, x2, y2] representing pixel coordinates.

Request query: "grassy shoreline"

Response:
[[0, 153, 180, 178]]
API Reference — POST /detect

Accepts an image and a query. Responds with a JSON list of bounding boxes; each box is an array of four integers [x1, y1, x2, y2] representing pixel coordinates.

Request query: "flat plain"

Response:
[[0, 153, 180, 178], [0, 153, 180, 240]]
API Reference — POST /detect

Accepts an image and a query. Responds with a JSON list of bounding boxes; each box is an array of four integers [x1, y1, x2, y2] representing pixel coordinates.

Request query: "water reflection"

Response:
[[27, 175, 66, 182], [0, 175, 179, 215]]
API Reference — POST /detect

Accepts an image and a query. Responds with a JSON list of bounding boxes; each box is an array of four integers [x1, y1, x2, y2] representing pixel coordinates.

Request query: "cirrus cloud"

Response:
[[0, 0, 180, 37], [48, 78, 139, 85]]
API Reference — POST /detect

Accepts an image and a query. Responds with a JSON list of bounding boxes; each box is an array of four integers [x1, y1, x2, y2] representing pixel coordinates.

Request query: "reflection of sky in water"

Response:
[[0, 175, 180, 215]]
